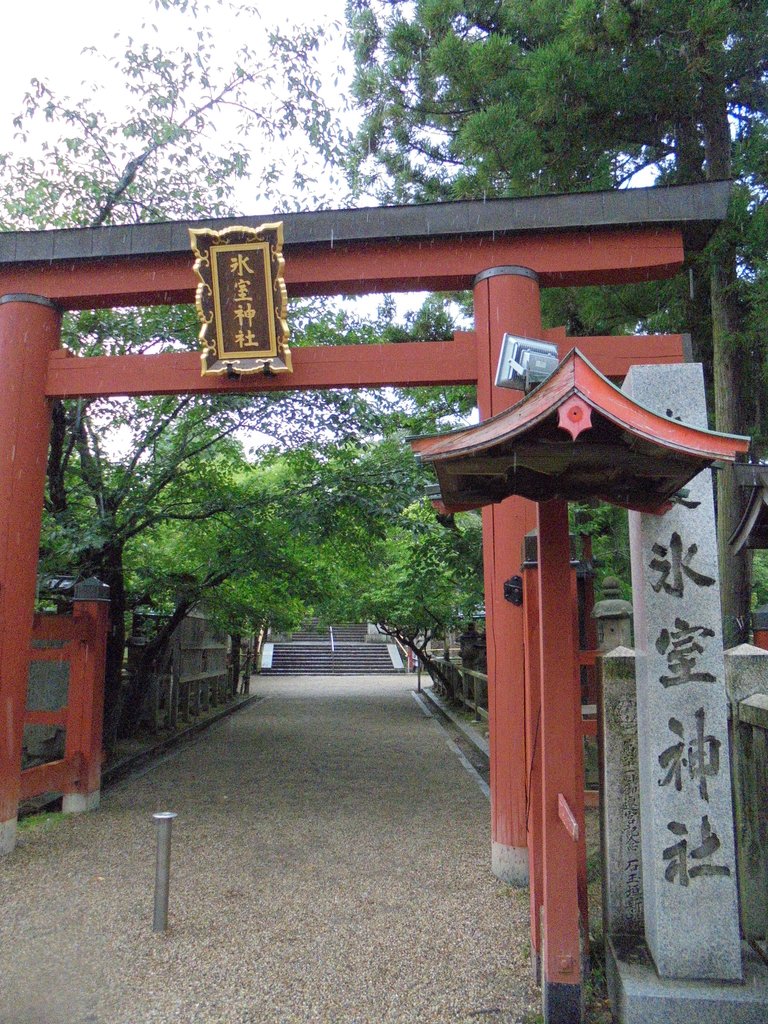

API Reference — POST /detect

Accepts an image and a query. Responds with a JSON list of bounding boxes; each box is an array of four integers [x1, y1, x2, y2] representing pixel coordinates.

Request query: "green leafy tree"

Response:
[[119, 461, 316, 732], [248, 437, 485, 691], [350, 500, 484, 694], [0, 0, 353, 738], [0, 0, 494, 748], [38, 304, 390, 740], [2, 1, 346, 227]]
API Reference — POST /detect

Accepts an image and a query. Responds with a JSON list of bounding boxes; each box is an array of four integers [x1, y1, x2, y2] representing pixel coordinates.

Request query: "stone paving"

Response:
[[0, 675, 538, 1024]]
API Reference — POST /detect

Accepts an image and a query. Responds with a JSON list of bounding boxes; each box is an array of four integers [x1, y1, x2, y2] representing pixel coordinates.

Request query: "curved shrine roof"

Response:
[[411, 349, 750, 515], [729, 465, 768, 552]]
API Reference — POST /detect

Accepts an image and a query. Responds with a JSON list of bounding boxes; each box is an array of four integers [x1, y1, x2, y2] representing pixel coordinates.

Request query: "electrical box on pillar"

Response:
[[495, 335, 559, 393]]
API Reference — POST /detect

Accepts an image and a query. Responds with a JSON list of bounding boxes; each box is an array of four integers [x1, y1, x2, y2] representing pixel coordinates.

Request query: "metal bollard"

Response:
[[152, 811, 178, 932]]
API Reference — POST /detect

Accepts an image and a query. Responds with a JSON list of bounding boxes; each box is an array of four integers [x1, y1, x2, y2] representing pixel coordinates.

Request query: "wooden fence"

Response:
[[433, 660, 488, 721], [731, 692, 768, 947], [433, 656, 597, 732], [131, 606, 233, 733], [21, 580, 110, 809]]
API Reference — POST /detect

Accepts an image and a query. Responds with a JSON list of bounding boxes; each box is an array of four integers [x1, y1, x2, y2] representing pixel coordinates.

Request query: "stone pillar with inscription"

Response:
[[623, 363, 742, 981]]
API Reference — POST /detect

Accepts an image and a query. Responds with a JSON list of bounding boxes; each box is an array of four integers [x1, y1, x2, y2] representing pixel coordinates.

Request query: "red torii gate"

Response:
[[0, 181, 729, 1010]]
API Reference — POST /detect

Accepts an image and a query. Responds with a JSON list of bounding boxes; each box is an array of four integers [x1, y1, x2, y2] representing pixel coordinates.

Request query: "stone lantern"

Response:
[[591, 576, 633, 651]]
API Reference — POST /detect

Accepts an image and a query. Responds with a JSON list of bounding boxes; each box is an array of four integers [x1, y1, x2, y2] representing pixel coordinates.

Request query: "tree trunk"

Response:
[[120, 595, 197, 738], [46, 400, 69, 514], [701, 69, 752, 645], [230, 633, 241, 697], [684, 259, 713, 374], [712, 255, 752, 645], [100, 544, 128, 747]]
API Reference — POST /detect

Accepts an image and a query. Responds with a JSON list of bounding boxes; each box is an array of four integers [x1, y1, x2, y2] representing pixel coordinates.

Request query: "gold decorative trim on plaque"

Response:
[[190, 222, 291, 376]]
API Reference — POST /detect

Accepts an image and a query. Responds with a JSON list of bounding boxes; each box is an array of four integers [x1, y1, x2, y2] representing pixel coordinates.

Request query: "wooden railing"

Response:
[[425, 654, 600, 805], [432, 655, 599, 735], [134, 616, 233, 733], [442, 661, 488, 721]]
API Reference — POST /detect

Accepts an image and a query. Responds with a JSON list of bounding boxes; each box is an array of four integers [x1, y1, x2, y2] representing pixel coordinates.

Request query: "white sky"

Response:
[[1, 0, 351, 118], [0, 0, 439, 460], [1, 0, 356, 210], [0, 0, 447, 334]]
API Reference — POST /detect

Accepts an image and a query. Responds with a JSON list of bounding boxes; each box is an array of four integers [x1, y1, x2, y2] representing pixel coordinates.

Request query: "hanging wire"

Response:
[[525, 705, 541, 832]]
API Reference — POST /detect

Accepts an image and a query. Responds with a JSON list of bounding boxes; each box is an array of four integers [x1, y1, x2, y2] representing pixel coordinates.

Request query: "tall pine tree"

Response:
[[347, 0, 768, 642]]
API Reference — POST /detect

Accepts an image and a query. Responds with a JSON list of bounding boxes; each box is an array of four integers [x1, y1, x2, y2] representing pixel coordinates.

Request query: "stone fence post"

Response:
[[598, 646, 643, 948], [725, 643, 768, 951]]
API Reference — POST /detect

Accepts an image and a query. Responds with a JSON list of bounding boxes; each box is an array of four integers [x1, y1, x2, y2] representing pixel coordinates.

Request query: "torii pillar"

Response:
[[0, 294, 61, 853], [474, 266, 540, 883]]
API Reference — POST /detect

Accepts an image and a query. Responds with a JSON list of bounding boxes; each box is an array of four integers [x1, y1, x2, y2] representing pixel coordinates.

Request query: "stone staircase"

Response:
[[261, 622, 403, 676]]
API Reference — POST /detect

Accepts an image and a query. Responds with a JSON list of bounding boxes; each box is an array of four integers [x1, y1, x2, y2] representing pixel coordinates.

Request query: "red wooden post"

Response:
[[569, 565, 589, 948], [0, 294, 61, 853], [474, 267, 541, 883], [537, 499, 583, 1023], [522, 550, 543, 982], [63, 580, 110, 813], [523, 538, 588, 985]]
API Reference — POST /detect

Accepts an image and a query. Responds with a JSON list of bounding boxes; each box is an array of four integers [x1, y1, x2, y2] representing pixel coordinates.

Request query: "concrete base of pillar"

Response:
[[543, 979, 583, 1024], [492, 841, 529, 885], [62, 790, 100, 814], [530, 941, 542, 986], [607, 935, 768, 1024], [0, 815, 18, 855]]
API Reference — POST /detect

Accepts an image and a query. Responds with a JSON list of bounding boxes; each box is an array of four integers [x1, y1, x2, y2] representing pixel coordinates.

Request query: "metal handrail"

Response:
[[329, 626, 335, 653]]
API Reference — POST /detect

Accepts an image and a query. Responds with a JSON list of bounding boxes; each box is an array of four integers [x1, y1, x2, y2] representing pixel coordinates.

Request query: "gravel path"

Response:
[[1, 675, 538, 1024]]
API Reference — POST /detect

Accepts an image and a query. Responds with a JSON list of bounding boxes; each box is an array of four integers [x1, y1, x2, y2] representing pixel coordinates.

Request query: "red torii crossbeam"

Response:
[[0, 182, 731, 1024]]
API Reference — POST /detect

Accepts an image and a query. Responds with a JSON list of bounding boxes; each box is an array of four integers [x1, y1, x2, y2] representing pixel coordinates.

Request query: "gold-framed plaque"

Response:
[[190, 222, 291, 376]]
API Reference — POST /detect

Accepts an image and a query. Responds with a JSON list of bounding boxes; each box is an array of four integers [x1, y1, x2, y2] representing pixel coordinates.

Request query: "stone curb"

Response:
[[419, 685, 490, 757], [101, 691, 264, 788]]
